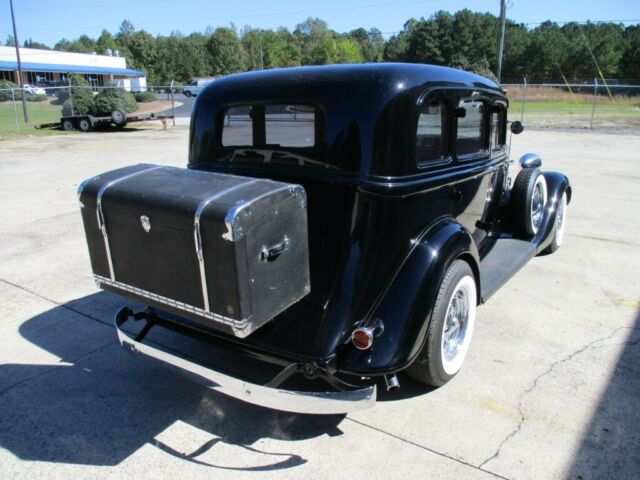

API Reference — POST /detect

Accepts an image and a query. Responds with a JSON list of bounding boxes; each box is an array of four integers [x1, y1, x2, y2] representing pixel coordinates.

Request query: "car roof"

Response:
[[203, 63, 503, 98], [191, 63, 505, 176]]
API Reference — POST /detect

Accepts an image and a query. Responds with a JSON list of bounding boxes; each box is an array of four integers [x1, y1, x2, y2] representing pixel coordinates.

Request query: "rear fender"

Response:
[[535, 171, 571, 253], [338, 217, 479, 375]]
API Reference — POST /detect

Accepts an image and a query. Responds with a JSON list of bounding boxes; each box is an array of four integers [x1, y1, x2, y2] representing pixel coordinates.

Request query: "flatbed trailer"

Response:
[[35, 108, 174, 132]]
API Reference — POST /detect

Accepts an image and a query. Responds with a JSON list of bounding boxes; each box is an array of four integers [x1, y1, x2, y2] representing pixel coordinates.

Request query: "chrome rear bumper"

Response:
[[114, 307, 376, 415]]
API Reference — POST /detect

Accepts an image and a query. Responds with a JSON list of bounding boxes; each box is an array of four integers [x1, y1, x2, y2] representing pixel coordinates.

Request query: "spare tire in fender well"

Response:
[[337, 217, 479, 376]]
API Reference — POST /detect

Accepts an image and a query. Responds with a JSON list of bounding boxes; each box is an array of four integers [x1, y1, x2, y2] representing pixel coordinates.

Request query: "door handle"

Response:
[[449, 189, 462, 201]]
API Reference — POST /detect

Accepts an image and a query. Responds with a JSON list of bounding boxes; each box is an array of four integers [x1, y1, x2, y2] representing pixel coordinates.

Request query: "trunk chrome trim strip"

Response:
[[193, 179, 260, 313], [95, 165, 163, 281], [95, 274, 253, 337], [114, 307, 377, 413]]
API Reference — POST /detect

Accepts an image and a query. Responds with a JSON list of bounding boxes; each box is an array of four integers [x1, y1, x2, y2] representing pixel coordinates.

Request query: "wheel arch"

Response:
[[456, 251, 481, 306], [337, 217, 480, 376]]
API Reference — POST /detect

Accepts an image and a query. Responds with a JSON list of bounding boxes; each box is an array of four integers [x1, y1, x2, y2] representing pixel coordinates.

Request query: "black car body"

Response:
[[79, 63, 571, 414]]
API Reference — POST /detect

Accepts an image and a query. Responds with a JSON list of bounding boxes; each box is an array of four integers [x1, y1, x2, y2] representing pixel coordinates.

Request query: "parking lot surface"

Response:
[[0, 123, 638, 480]]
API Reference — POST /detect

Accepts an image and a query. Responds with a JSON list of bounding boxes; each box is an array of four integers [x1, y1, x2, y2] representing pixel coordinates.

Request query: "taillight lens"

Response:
[[351, 327, 374, 350]]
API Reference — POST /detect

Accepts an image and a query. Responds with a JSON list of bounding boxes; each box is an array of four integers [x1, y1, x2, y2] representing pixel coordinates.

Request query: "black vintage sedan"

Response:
[[78, 63, 571, 414]]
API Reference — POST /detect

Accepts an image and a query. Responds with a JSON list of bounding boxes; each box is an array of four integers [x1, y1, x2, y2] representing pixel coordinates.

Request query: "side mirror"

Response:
[[510, 121, 524, 135]]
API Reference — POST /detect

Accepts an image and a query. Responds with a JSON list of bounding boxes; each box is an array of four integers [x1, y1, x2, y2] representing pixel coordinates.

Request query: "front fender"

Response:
[[535, 171, 572, 253], [337, 217, 479, 375]]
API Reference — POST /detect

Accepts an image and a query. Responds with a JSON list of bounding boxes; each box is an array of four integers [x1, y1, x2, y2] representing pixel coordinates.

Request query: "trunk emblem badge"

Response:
[[140, 215, 151, 232]]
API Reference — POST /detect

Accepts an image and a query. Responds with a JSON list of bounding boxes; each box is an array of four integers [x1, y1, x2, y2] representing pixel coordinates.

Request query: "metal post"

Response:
[[68, 77, 75, 117], [520, 76, 527, 123], [259, 30, 264, 70], [11, 88, 19, 132], [590, 77, 598, 129], [9, 0, 29, 123], [495, 0, 507, 82], [170, 80, 175, 126]]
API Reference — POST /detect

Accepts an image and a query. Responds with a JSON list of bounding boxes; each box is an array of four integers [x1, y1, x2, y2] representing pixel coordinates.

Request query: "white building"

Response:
[[0, 46, 146, 91]]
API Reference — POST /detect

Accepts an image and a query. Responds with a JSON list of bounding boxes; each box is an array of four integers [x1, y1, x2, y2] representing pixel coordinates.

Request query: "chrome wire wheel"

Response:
[[530, 176, 547, 234], [440, 275, 477, 375]]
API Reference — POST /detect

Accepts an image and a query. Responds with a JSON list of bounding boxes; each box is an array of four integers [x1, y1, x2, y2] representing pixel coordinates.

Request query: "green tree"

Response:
[[295, 17, 338, 65], [207, 27, 247, 75], [620, 25, 640, 79], [119, 20, 135, 37], [262, 28, 301, 68], [24, 38, 50, 49], [336, 37, 363, 63], [96, 30, 117, 54], [349, 28, 383, 62]]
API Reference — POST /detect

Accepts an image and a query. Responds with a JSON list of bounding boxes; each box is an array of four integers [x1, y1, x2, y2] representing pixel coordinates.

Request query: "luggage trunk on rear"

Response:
[[78, 164, 310, 337]]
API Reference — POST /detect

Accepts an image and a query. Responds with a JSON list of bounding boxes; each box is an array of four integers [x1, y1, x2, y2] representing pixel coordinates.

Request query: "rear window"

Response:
[[221, 104, 316, 148], [415, 99, 448, 165], [456, 99, 488, 158]]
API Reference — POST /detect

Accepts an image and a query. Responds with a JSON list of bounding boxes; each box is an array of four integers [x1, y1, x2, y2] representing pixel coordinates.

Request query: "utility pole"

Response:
[[9, 0, 29, 123], [495, 0, 507, 83], [258, 30, 264, 70]]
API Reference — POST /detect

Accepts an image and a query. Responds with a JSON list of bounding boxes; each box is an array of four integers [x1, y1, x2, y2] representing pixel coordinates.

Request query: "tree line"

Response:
[[7, 10, 640, 85]]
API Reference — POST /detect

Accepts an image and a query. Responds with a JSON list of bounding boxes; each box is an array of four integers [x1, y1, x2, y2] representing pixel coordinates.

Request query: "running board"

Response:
[[479, 238, 537, 301]]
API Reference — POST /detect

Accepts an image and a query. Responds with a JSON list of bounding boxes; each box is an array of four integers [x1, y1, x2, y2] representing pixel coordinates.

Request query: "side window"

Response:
[[415, 99, 448, 165], [491, 105, 506, 150], [456, 99, 488, 158], [221, 106, 253, 147]]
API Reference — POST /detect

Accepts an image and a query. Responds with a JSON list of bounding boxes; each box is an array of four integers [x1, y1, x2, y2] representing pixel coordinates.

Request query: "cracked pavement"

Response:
[[1, 123, 639, 479]]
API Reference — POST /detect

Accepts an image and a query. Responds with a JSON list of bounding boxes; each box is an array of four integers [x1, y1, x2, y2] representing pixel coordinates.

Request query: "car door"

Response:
[[451, 92, 507, 251]]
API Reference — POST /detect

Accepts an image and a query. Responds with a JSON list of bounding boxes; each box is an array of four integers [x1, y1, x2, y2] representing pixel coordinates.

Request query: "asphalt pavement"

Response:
[[0, 125, 638, 479], [154, 93, 195, 118]]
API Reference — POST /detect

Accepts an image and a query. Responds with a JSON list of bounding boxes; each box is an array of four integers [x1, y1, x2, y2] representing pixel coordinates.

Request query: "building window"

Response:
[[456, 99, 488, 158], [221, 104, 317, 148], [416, 99, 448, 165], [0, 70, 13, 81]]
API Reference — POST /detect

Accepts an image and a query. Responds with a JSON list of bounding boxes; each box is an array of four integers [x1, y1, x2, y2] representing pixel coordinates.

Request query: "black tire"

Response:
[[184, 91, 192, 97], [405, 260, 477, 387], [542, 191, 568, 254], [61, 119, 74, 131], [111, 107, 128, 127], [77, 117, 93, 132], [511, 168, 547, 238]]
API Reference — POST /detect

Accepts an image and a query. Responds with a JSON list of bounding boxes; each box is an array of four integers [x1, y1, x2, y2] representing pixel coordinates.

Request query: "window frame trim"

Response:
[[454, 93, 492, 162], [413, 94, 454, 169], [490, 101, 508, 152]]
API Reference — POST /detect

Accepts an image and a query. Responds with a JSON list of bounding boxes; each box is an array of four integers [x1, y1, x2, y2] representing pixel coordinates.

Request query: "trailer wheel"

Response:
[[62, 119, 74, 131], [78, 117, 93, 132], [111, 108, 128, 127]]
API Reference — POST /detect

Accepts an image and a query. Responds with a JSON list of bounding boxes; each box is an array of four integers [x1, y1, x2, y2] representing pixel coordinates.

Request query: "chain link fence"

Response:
[[503, 80, 640, 130], [0, 84, 179, 135], [2, 79, 639, 136]]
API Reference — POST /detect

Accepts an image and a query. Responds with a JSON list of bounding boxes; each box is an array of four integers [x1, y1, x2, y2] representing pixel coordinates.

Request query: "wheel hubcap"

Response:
[[440, 275, 476, 376], [443, 289, 469, 363], [531, 182, 545, 232]]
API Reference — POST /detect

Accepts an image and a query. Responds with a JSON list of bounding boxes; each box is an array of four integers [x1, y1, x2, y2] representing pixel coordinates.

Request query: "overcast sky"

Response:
[[2, 0, 639, 47]]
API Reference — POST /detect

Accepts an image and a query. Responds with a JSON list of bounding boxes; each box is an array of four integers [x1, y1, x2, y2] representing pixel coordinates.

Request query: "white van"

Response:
[[183, 78, 214, 97]]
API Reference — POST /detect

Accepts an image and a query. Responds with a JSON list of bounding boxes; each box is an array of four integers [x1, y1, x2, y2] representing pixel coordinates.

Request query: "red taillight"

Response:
[[351, 327, 374, 350]]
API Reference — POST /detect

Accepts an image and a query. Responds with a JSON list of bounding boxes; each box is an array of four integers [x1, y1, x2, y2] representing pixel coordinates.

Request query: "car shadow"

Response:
[[564, 308, 640, 480], [0, 292, 344, 469]]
